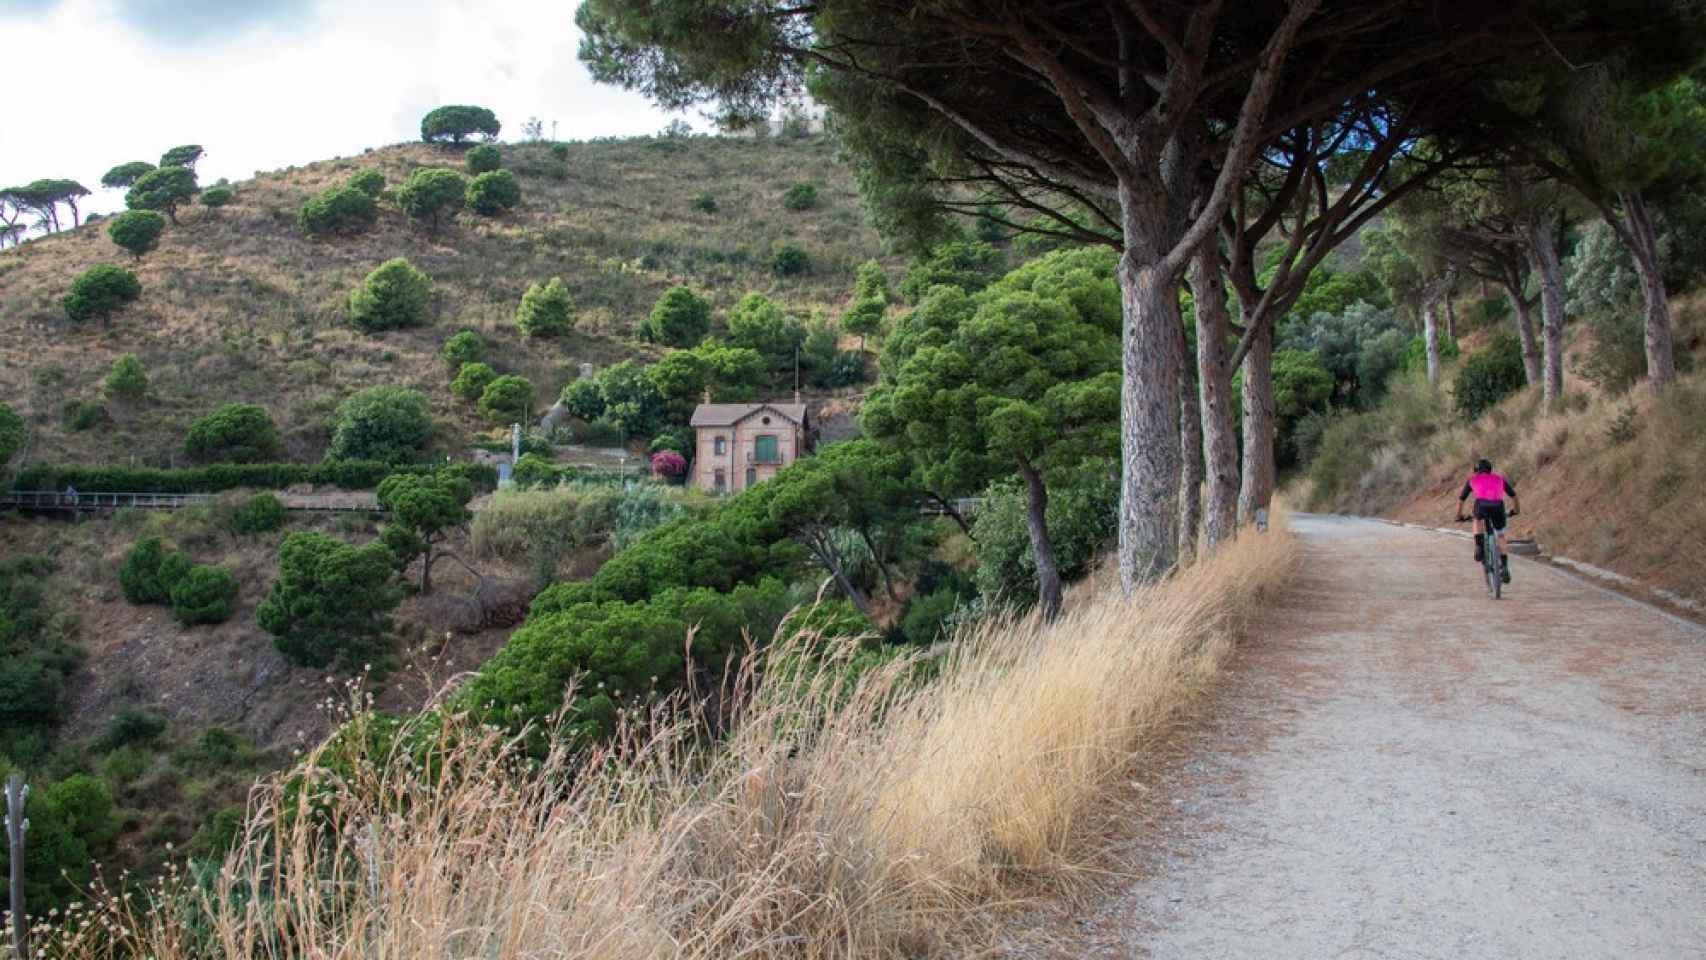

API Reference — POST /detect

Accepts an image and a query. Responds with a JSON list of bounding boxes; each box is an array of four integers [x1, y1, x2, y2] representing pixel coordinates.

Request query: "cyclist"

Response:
[[1456, 458, 1520, 583]]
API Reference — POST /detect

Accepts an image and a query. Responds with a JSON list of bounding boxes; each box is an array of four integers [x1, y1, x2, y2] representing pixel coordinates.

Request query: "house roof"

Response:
[[690, 402, 808, 428]]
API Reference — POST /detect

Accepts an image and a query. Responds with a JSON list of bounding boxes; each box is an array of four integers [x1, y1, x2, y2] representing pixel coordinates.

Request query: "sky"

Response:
[[0, 0, 685, 218]]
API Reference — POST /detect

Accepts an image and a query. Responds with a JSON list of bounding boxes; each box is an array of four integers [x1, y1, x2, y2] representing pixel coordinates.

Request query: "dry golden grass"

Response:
[[29, 523, 1296, 959]]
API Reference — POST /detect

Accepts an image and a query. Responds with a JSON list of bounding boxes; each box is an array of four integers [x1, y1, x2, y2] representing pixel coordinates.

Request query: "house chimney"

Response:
[[703, 387, 713, 404], [793, 388, 801, 404]]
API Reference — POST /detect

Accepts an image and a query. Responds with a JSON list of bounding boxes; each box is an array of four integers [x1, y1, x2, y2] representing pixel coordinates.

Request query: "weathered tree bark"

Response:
[[1017, 459, 1063, 621], [1116, 249, 1185, 593], [1423, 296, 1441, 386], [1191, 242, 1240, 548], [1524, 216, 1567, 406], [1237, 318, 1277, 524], [1620, 190, 1676, 392], [1443, 268, 1457, 340], [1178, 362, 1203, 567], [857, 528, 902, 603], [803, 533, 873, 619], [1499, 267, 1543, 385]]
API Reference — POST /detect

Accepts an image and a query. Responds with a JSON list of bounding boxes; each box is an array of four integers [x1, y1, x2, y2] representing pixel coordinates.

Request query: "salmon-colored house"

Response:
[[689, 400, 811, 493]]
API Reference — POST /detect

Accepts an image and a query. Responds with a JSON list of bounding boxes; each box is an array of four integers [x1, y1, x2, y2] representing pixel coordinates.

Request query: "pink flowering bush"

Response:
[[650, 450, 687, 480]]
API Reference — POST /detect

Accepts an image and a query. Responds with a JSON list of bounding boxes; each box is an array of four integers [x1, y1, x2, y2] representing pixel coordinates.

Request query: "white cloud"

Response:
[[1, 0, 682, 217]]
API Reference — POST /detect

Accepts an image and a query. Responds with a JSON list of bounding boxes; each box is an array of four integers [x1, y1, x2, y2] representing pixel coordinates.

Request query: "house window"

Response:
[[754, 434, 779, 464], [713, 469, 726, 491], [714, 436, 726, 456], [745, 467, 757, 487]]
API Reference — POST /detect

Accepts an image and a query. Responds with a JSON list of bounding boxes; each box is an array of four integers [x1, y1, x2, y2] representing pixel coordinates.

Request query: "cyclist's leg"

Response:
[[1471, 512, 1487, 561]]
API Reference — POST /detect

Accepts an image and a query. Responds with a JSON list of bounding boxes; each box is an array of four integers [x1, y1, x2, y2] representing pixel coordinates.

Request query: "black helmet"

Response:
[[1475, 458, 1493, 473]]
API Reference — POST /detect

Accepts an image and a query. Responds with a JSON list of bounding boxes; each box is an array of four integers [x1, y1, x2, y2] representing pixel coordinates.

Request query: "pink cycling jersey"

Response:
[[1468, 472, 1508, 501]]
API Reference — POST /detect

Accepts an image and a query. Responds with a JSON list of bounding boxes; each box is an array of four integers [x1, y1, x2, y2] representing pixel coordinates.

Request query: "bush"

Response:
[[346, 168, 385, 197], [0, 402, 23, 467], [258, 533, 400, 668], [119, 537, 189, 605], [478, 375, 535, 424], [515, 277, 572, 337], [549, 142, 570, 161], [451, 361, 498, 401], [771, 242, 810, 276], [900, 586, 963, 645], [199, 186, 233, 209], [184, 403, 278, 463], [1575, 310, 1649, 395], [560, 378, 606, 421], [63, 263, 141, 322], [973, 466, 1117, 610], [125, 165, 197, 221], [641, 286, 711, 346], [396, 167, 468, 232], [328, 386, 432, 463], [231, 493, 286, 534], [299, 184, 378, 236], [466, 169, 521, 215], [465, 144, 502, 173], [782, 182, 818, 210], [691, 192, 717, 213], [349, 258, 431, 332], [1453, 334, 1528, 420], [103, 354, 148, 401], [99, 708, 167, 750], [650, 450, 687, 479], [420, 105, 501, 143], [170, 565, 238, 625], [440, 330, 484, 371], [106, 209, 165, 259], [61, 399, 103, 431]]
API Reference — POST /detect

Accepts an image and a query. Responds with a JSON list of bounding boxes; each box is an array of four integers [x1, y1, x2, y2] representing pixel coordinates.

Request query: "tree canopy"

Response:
[[421, 105, 501, 143], [257, 532, 400, 669], [377, 471, 474, 594], [100, 162, 155, 189], [125, 165, 198, 223]]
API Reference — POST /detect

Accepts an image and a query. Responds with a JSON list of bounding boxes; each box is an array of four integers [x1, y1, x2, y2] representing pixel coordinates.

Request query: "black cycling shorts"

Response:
[[1472, 500, 1508, 532]]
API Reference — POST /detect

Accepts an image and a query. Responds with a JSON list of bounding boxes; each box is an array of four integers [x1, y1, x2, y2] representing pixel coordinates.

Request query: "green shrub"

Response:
[[169, 565, 238, 625], [1575, 311, 1649, 395], [257, 532, 399, 669], [899, 585, 963, 646], [396, 167, 467, 232], [1304, 410, 1383, 507], [106, 209, 165, 259], [231, 493, 286, 534], [478, 375, 535, 424], [299, 184, 378, 236], [348, 258, 431, 332], [641, 286, 711, 346], [972, 466, 1117, 611], [4, 774, 119, 912], [346, 169, 385, 198], [184, 403, 278, 463], [61, 399, 103, 431], [420, 105, 501, 143], [328, 386, 432, 463], [1453, 333, 1528, 420], [550, 142, 569, 161], [451, 361, 497, 401], [173, 727, 261, 773], [690, 192, 717, 213], [466, 169, 521, 216], [771, 242, 809, 276], [63, 263, 141, 322], [119, 536, 189, 605], [782, 182, 818, 210], [13, 460, 494, 495], [98, 708, 167, 750], [465, 144, 502, 173], [515, 276, 572, 337], [560, 378, 606, 421], [102, 353, 148, 400], [199, 186, 233, 209], [0, 402, 23, 467], [440, 330, 484, 371]]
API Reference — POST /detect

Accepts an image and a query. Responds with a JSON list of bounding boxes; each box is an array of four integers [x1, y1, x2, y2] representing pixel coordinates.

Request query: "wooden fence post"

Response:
[[3, 774, 28, 960]]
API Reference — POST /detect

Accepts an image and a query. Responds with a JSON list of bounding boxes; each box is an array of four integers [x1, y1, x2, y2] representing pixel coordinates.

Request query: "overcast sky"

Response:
[[1, 0, 684, 217]]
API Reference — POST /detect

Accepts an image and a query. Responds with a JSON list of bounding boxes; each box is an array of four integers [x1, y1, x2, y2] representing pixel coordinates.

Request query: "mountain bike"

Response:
[[1456, 509, 1518, 599]]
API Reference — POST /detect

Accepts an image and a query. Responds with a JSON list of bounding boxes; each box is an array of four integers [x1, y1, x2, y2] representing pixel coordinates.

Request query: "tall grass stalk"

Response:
[[37, 523, 1295, 959]]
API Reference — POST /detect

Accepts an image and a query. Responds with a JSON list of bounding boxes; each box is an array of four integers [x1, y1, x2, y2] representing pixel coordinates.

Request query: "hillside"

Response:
[[0, 134, 889, 466]]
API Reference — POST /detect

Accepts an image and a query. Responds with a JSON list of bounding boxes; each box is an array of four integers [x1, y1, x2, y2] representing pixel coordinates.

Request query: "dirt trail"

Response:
[[1056, 515, 1706, 959]]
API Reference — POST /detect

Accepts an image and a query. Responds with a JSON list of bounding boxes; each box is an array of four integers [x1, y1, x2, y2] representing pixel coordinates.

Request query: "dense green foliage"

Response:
[[971, 465, 1117, 608], [898, 240, 1005, 302], [183, 403, 278, 463], [1453, 334, 1530, 420], [396, 167, 468, 232], [515, 276, 573, 337], [63, 263, 141, 322], [348, 258, 432, 332], [299, 184, 378, 236], [478, 374, 535, 424], [100, 161, 155, 189], [159, 144, 204, 169], [103, 353, 148, 401], [170, 565, 239, 625], [125, 165, 198, 222], [641, 285, 711, 345], [440, 329, 484, 370], [257, 532, 400, 668], [725, 292, 804, 368], [782, 182, 818, 210], [421, 105, 501, 143], [0, 402, 23, 467], [770, 242, 809, 276], [199, 186, 233, 209], [119, 536, 190, 605], [0, 774, 119, 911], [466, 170, 521, 215], [327, 386, 432, 463], [451, 361, 498, 401], [230, 493, 287, 534], [465, 144, 502, 173], [346, 168, 386, 198], [106, 209, 166, 259], [0, 555, 80, 740], [12, 460, 492, 494], [377, 471, 474, 592]]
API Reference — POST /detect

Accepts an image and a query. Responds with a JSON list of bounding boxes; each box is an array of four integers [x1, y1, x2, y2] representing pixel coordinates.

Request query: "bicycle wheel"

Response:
[[1487, 555, 1501, 599]]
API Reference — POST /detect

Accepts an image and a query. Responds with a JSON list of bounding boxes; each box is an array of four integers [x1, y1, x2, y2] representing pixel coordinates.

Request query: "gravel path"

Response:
[[1067, 515, 1706, 959]]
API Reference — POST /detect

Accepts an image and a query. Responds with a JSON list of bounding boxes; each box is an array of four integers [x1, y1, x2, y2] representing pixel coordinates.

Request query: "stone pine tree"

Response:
[[376, 471, 474, 594], [577, 0, 1703, 588], [861, 248, 1121, 620]]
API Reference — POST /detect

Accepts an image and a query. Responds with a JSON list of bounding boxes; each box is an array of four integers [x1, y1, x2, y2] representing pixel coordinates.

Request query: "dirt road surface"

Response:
[[1064, 515, 1706, 959]]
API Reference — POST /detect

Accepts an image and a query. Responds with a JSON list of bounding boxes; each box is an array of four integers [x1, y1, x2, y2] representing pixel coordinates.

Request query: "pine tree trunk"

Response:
[[1018, 460, 1063, 621], [1621, 190, 1676, 392], [1444, 269, 1457, 340], [1423, 297, 1441, 386], [1115, 247, 1184, 593], [1237, 317, 1276, 524], [1191, 242, 1239, 548], [1526, 217, 1567, 407], [1503, 275, 1542, 386], [1178, 365, 1203, 566], [419, 544, 433, 595]]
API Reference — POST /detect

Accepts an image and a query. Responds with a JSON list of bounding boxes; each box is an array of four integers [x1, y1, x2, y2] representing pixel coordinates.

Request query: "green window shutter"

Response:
[[755, 434, 779, 463]]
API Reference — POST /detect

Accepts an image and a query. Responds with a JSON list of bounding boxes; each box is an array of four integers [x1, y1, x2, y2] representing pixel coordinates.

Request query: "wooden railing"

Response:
[[0, 491, 381, 514]]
